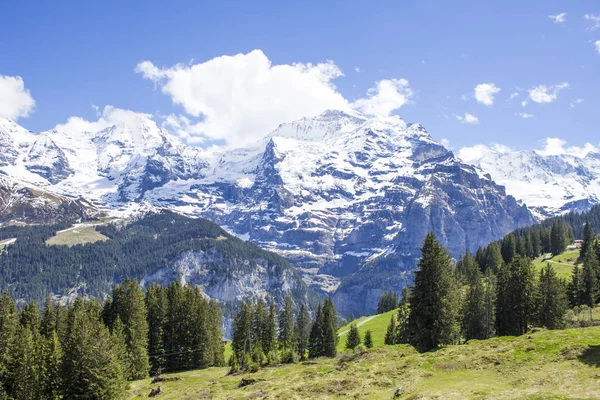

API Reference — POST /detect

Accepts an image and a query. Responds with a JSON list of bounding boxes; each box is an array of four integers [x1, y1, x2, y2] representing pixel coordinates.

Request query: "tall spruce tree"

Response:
[[582, 250, 599, 308], [263, 302, 277, 355], [321, 299, 338, 357], [232, 302, 254, 366], [345, 324, 361, 350], [551, 223, 568, 256], [384, 314, 397, 345], [278, 296, 295, 352], [376, 291, 399, 314], [145, 283, 167, 374], [0, 292, 17, 391], [295, 304, 311, 360], [364, 330, 373, 348], [536, 264, 568, 329], [108, 277, 149, 380], [582, 221, 595, 260], [501, 234, 517, 264], [308, 304, 324, 358], [495, 256, 536, 336], [407, 233, 460, 352], [462, 267, 487, 340], [567, 265, 585, 307], [482, 268, 497, 339]]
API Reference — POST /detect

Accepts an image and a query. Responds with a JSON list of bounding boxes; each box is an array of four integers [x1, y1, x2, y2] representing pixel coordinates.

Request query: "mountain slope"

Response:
[[461, 148, 600, 219]]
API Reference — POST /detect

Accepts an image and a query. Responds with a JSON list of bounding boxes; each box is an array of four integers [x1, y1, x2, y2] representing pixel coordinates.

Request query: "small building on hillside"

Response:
[[574, 239, 584, 248], [567, 245, 578, 251]]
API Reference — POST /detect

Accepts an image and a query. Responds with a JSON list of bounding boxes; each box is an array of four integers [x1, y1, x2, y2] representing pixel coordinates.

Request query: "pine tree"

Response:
[[530, 229, 542, 257], [41, 296, 57, 339], [364, 330, 373, 348], [0, 292, 17, 390], [109, 277, 149, 380], [145, 283, 166, 374], [536, 264, 568, 329], [232, 302, 254, 367], [308, 304, 324, 358], [482, 268, 497, 339], [61, 299, 127, 399], [5, 325, 41, 399], [263, 302, 277, 355], [484, 242, 504, 273], [551, 223, 567, 256], [376, 291, 399, 314], [457, 251, 479, 283], [208, 299, 225, 367], [462, 267, 486, 340], [582, 221, 595, 260], [567, 265, 584, 307], [407, 233, 460, 352], [20, 300, 40, 333], [501, 234, 517, 264], [495, 256, 536, 336], [278, 296, 295, 352], [321, 299, 338, 357], [41, 331, 62, 399], [582, 250, 599, 308], [384, 314, 397, 345], [345, 324, 361, 350], [295, 304, 310, 360], [253, 298, 268, 353]]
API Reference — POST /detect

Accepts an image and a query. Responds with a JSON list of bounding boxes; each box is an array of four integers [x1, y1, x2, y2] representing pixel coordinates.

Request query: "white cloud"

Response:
[[548, 13, 567, 23], [53, 105, 154, 136], [351, 78, 413, 117], [585, 14, 600, 31], [456, 112, 479, 124], [457, 143, 511, 164], [519, 113, 534, 119], [595, 40, 600, 54], [510, 92, 519, 100], [535, 137, 598, 157], [0, 75, 36, 120], [136, 49, 413, 146], [474, 83, 501, 106], [440, 138, 451, 149], [521, 100, 528, 107], [354, 66, 362, 73], [570, 98, 584, 108], [528, 82, 569, 104]]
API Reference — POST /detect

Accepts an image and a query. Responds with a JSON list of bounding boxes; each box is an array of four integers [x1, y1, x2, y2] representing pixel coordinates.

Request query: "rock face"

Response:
[[0, 111, 538, 315], [461, 148, 600, 219]]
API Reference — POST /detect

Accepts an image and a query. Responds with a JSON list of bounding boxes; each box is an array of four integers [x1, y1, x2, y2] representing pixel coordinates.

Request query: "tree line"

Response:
[[384, 221, 600, 352], [229, 297, 338, 372], [0, 278, 224, 399]]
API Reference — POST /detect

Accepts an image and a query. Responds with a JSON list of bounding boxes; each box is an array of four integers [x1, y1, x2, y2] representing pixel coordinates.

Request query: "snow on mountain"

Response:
[[0, 111, 537, 314], [461, 148, 600, 219]]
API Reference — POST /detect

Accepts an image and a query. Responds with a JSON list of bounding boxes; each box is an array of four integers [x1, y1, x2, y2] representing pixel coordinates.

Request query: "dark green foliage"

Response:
[[550, 223, 568, 256], [308, 304, 324, 357], [461, 267, 487, 341], [582, 250, 599, 308], [105, 277, 149, 380], [295, 304, 310, 360], [456, 251, 479, 283], [145, 283, 167, 374], [61, 298, 127, 399], [384, 315, 396, 345], [495, 256, 536, 336], [0, 211, 316, 311], [307, 299, 338, 358], [407, 233, 460, 352], [501, 233, 517, 264], [482, 268, 497, 339], [567, 265, 585, 307], [278, 296, 295, 352], [364, 330, 373, 348], [376, 291, 398, 314], [345, 324, 361, 350], [536, 264, 568, 329], [581, 222, 595, 260]]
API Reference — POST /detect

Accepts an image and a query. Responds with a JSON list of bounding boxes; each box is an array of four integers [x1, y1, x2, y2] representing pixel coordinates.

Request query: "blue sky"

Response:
[[0, 0, 598, 154]]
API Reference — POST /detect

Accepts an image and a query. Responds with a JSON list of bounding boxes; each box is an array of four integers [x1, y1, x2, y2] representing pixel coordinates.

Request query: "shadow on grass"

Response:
[[578, 345, 600, 367]]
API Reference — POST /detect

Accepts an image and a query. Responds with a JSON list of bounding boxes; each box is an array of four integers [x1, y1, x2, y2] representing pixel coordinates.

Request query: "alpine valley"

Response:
[[1, 110, 599, 315]]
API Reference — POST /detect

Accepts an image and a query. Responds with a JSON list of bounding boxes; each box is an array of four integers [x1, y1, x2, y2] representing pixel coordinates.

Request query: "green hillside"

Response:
[[337, 309, 396, 352], [533, 249, 580, 279], [128, 325, 600, 399]]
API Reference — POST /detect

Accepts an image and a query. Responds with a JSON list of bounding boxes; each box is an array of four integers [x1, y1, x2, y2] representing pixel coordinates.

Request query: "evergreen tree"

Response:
[[321, 299, 338, 357], [567, 265, 585, 307], [108, 277, 149, 380], [407, 233, 460, 352], [536, 264, 568, 329], [364, 330, 373, 348], [461, 267, 486, 340], [484, 242, 504, 273], [145, 283, 166, 374], [232, 302, 254, 366], [295, 304, 311, 360], [278, 296, 295, 352], [61, 299, 127, 399], [384, 315, 397, 345], [41, 296, 57, 339], [262, 302, 277, 355], [20, 300, 40, 333], [495, 256, 536, 336], [253, 298, 268, 353], [550, 223, 567, 256], [345, 324, 361, 350], [582, 221, 595, 260], [482, 268, 497, 339], [582, 250, 599, 308], [0, 292, 17, 391], [308, 304, 324, 358], [501, 233, 517, 264], [41, 331, 62, 400], [208, 299, 225, 367], [394, 302, 411, 344], [457, 251, 479, 283], [376, 291, 399, 314], [4, 325, 42, 399], [530, 229, 542, 257]]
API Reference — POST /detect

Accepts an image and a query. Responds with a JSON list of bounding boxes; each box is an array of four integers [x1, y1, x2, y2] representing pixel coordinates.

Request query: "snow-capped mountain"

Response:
[[0, 111, 536, 314], [461, 149, 600, 219]]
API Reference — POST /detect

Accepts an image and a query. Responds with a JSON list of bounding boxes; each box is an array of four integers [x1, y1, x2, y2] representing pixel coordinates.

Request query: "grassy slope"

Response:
[[45, 224, 109, 246], [337, 309, 396, 352], [128, 326, 600, 400], [532, 249, 580, 280]]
